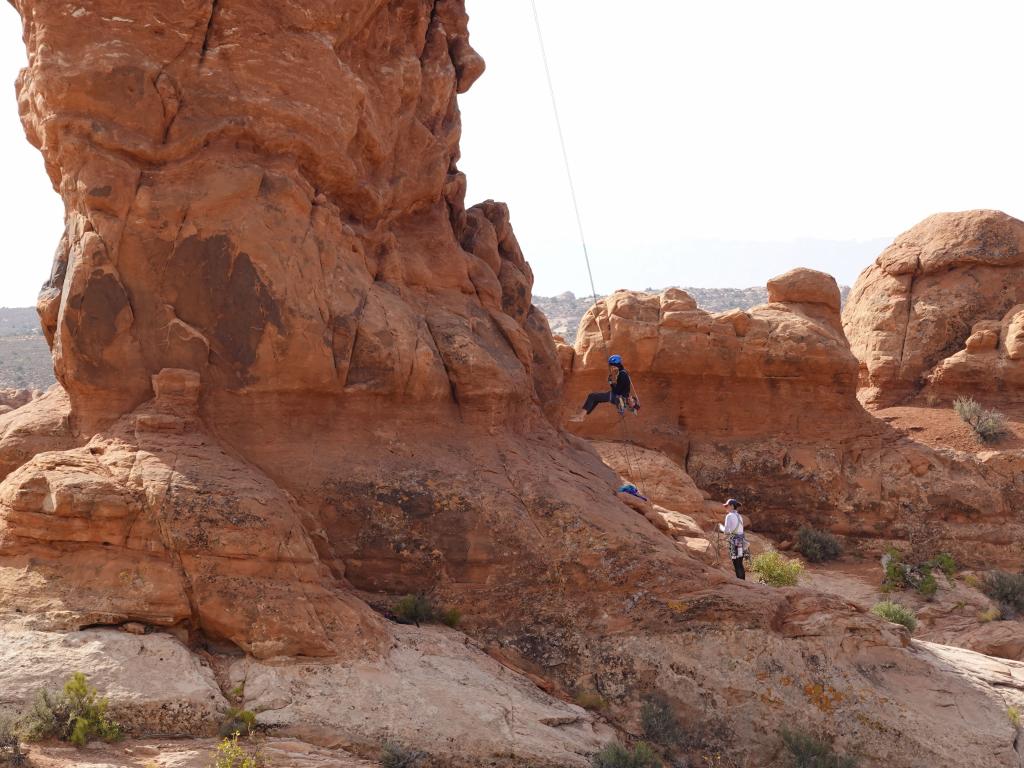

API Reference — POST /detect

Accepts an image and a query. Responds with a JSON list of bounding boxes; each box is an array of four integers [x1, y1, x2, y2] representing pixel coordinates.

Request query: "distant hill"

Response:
[[0, 307, 53, 390], [536, 285, 851, 341]]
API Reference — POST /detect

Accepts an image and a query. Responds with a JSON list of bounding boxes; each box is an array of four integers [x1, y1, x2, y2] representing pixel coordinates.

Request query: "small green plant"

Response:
[[590, 741, 662, 768], [212, 732, 264, 768], [381, 741, 427, 768], [640, 694, 682, 747], [229, 683, 245, 703], [881, 548, 911, 591], [963, 573, 982, 589], [954, 396, 1008, 444], [981, 571, 1024, 619], [916, 571, 938, 600], [0, 717, 28, 767], [574, 691, 609, 711], [794, 527, 842, 563], [751, 551, 804, 587], [780, 728, 857, 767], [24, 672, 121, 746], [393, 595, 435, 626], [1009, 706, 1021, 729], [871, 601, 917, 632], [931, 552, 957, 579], [219, 707, 257, 738], [979, 606, 1001, 623], [439, 607, 462, 628]]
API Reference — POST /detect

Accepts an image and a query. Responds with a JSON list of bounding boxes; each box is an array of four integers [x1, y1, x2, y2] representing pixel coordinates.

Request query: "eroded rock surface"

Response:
[[5, 4, 1024, 766], [843, 210, 1024, 405]]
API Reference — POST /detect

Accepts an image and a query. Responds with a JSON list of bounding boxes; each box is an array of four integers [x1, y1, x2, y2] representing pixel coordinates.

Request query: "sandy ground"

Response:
[[871, 402, 1024, 453]]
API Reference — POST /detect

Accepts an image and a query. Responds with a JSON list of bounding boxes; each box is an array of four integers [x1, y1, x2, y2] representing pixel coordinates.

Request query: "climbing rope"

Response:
[[532, 1, 653, 498], [529, 0, 601, 311]]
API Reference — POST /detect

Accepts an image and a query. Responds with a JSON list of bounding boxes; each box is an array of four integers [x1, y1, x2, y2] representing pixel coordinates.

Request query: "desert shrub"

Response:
[[963, 573, 982, 589], [931, 552, 957, 579], [954, 396, 1008, 444], [953, 396, 983, 424], [978, 606, 1001, 623], [751, 551, 804, 587], [916, 571, 938, 600], [982, 571, 1024, 618], [24, 672, 121, 746], [1009, 706, 1021, 729], [219, 707, 257, 738], [881, 549, 911, 591], [381, 741, 427, 768], [871, 601, 917, 632], [795, 527, 842, 563], [590, 741, 662, 768], [0, 717, 28, 767], [640, 695, 682, 747], [574, 691, 608, 711], [439, 607, 462, 628], [393, 595, 434, 626], [212, 732, 264, 768], [780, 728, 857, 768]]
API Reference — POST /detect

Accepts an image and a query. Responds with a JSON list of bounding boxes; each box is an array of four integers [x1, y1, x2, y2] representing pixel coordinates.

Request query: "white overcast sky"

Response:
[[2, 1, 1022, 307]]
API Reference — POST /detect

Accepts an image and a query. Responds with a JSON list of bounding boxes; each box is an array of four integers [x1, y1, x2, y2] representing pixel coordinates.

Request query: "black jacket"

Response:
[[609, 367, 631, 398]]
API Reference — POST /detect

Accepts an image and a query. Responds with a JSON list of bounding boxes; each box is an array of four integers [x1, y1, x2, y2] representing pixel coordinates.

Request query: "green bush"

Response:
[[590, 741, 662, 768], [931, 552, 957, 579], [219, 707, 257, 738], [795, 527, 842, 563], [781, 728, 857, 767], [0, 717, 28, 767], [981, 571, 1024, 619], [751, 551, 804, 587], [954, 396, 1008, 444], [1009, 706, 1021, 729], [439, 607, 462, 628], [24, 672, 121, 746], [640, 695, 681, 747], [916, 571, 938, 600], [212, 732, 264, 768], [881, 548, 911, 591], [871, 601, 917, 632], [393, 595, 435, 626], [381, 741, 427, 768]]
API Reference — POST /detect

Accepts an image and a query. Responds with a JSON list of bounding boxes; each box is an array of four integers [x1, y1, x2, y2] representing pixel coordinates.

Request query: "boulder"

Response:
[[844, 210, 1024, 405]]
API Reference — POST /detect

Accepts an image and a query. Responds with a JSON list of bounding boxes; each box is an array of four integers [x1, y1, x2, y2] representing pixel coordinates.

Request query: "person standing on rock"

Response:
[[569, 354, 632, 422], [720, 499, 747, 579]]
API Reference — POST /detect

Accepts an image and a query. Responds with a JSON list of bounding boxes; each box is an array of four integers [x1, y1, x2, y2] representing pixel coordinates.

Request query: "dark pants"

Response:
[[732, 556, 746, 580], [582, 391, 614, 414]]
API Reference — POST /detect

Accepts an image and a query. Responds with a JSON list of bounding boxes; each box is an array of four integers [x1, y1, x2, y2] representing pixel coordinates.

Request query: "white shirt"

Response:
[[722, 510, 743, 535]]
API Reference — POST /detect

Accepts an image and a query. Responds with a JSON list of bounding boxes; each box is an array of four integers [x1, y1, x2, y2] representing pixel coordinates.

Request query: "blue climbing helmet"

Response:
[[608, 354, 622, 366]]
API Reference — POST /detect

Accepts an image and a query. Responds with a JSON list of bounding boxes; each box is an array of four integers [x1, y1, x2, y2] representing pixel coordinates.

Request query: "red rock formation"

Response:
[[4, 4, 1024, 765], [562, 269, 1024, 567], [843, 210, 1024, 406]]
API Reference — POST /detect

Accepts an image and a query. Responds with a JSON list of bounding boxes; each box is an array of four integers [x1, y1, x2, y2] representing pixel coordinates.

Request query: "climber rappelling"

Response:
[[569, 354, 640, 422]]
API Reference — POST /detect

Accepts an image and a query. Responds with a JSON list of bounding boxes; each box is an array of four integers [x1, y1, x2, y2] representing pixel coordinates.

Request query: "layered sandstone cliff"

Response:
[[3, 3, 1024, 766]]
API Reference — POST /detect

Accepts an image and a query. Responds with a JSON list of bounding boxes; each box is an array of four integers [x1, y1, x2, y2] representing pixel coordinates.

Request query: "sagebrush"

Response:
[[590, 741, 662, 768], [23, 672, 121, 747], [871, 601, 916, 632], [0, 717, 28, 767], [781, 728, 857, 767], [954, 396, 1008, 444], [640, 694, 682, 747], [795, 527, 842, 563], [981, 571, 1024, 619], [381, 741, 427, 768], [393, 595, 434, 626], [751, 551, 803, 587]]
